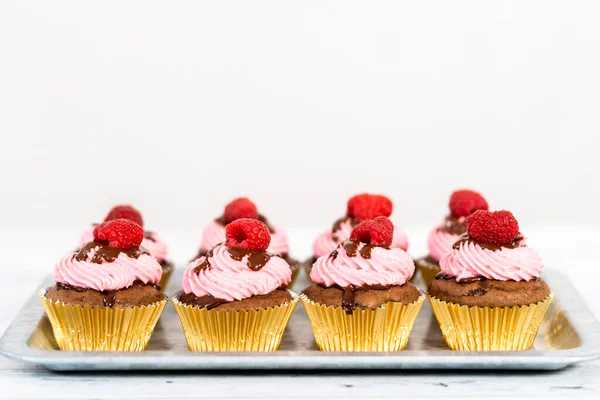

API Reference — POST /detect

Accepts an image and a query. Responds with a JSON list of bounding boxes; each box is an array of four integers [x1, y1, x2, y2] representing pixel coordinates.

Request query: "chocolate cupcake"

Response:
[[174, 218, 298, 351], [41, 219, 167, 351], [428, 210, 553, 351], [193, 197, 301, 285], [309, 194, 410, 271], [79, 205, 174, 289], [415, 189, 489, 287], [302, 217, 424, 352]]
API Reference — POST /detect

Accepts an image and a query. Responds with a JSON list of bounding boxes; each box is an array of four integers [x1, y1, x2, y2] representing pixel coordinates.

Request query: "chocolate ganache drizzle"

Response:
[[452, 233, 525, 252], [326, 239, 393, 314], [75, 241, 148, 264], [331, 216, 360, 242], [438, 215, 468, 235]]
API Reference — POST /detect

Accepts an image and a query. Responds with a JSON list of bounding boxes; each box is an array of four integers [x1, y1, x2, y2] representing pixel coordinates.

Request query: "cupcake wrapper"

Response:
[[158, 268, 173, 290], [300, 294, 425, 352], [428, 294, 553, 351], [289, 266, 300, 286], [172, 296, 298, 351], [39, 291, 167, 351], [418, 264, 440, 288]]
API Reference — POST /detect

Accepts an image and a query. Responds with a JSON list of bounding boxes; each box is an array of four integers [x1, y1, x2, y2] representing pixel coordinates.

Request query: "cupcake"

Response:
[[414, 190, 489, 287], [193, 197, 300, 284], [302, 217, 424, 352], [79, 205, 174, 289], [41, 219, 167, 351], [428, 210, 553, 351], [310, 193, 409, 265], [174, 218, 298, 351]]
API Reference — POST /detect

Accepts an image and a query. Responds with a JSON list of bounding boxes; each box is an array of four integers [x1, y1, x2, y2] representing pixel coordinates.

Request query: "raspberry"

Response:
[[93, 219, 144, 249], [349, 216, 394, 246], [467, 210, 519, 245], [104, 205, 144, 227], [225, 218, 270, 251], [448, 190, 488, 218], [223, 197, 259, 223], [347, 194, 393, 221]]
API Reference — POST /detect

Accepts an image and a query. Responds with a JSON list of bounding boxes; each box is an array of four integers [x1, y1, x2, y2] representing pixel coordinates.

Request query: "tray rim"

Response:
[[1, 269, 600, 371]]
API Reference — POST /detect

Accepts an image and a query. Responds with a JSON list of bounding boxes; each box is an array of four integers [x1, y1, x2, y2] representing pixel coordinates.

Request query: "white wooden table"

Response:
[[1, 228, 599, 399]]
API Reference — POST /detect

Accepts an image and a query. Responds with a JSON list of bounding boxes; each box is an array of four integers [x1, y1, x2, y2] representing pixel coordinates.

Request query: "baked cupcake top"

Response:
[[310, 217, 415, 288], [427, 189, 489, 261], [439, 210, 543, 282], [79, 205, 169, 263], [55, 219, 163, 292], [312, 194, 409, 258], [183, 218, 292, 303], [198, 197, 289, 256]]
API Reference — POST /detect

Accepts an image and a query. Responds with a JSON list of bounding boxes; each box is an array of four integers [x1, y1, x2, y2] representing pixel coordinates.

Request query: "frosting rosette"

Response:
[[310, 241, 415, 288], [182, 243, 291, 302], [427, 222, 463, 261], [439, 238, 542, 282], [199, 220, 290, 256], [54, 243, 163, 292], [79, 225, 168, 263], [140, 232, 168, 263], [312, 219, 409, 258]]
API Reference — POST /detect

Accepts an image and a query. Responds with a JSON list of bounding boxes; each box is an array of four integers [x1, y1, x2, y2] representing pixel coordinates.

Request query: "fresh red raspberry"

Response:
[[104, 205, 144, 227], [225, 218, 270, 251], [467, 210, 519, 245], [93, 219, 144, 249], [223, 197, 259, 223], [349, 216, 394, 246], [347, 194, 393, 221], [448, 190, 488, 218]]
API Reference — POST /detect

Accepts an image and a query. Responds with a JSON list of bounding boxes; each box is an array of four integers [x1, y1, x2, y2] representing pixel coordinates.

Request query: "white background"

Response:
[[1, 0, 599, 255]]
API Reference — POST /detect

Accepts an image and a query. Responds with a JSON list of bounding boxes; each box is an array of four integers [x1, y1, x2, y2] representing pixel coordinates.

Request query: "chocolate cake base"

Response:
[[428, 277, 551, 307], [302, 282, 421, 310], [177, 289, 292, 311], [46, 282, 166, 308], [414, 255, 441, 286], [414, 255, 440, 271]]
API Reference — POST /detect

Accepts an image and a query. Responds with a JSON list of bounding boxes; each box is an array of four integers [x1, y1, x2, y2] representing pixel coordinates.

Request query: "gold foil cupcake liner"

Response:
[[158, 267, 173, 290], [300, 293, 425, 352], [428, 294, 553, 351], [172, 296, 298, 351], [39, 291, 167, 351], [418, 264, 440, 288], [290, 266, 300, 286]]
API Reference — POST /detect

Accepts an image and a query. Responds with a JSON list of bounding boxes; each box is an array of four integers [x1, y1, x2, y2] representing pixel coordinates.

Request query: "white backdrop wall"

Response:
[[1, 1, 599, 235]]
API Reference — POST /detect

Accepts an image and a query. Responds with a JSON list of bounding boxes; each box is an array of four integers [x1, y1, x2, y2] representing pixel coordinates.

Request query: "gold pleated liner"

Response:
[[428, 294, 553, 351], [289, 267, 300, 287], [39, 292, 167, 351], [172, 297, 298, 351], [158, 268, 173, 290], [418, 264, 440, 288], [300, 294, 425, 352]]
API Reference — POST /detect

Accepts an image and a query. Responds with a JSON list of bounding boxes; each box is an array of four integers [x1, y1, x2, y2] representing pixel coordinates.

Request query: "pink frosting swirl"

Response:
[[439, 239, 543, 282], [79, 225, 168, 262], [427, 226, 461, 261], [199, 220, 289, 256], [141, 232, 168, 263], [182, 244, 291, 301], [53, 245, 163, 291], [310, 241, 415, 287], [312, 219, 409, 258]]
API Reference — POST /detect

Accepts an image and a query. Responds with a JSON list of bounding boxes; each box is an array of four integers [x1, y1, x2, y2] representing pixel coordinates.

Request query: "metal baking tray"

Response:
[[1, 269, 599, 371]]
